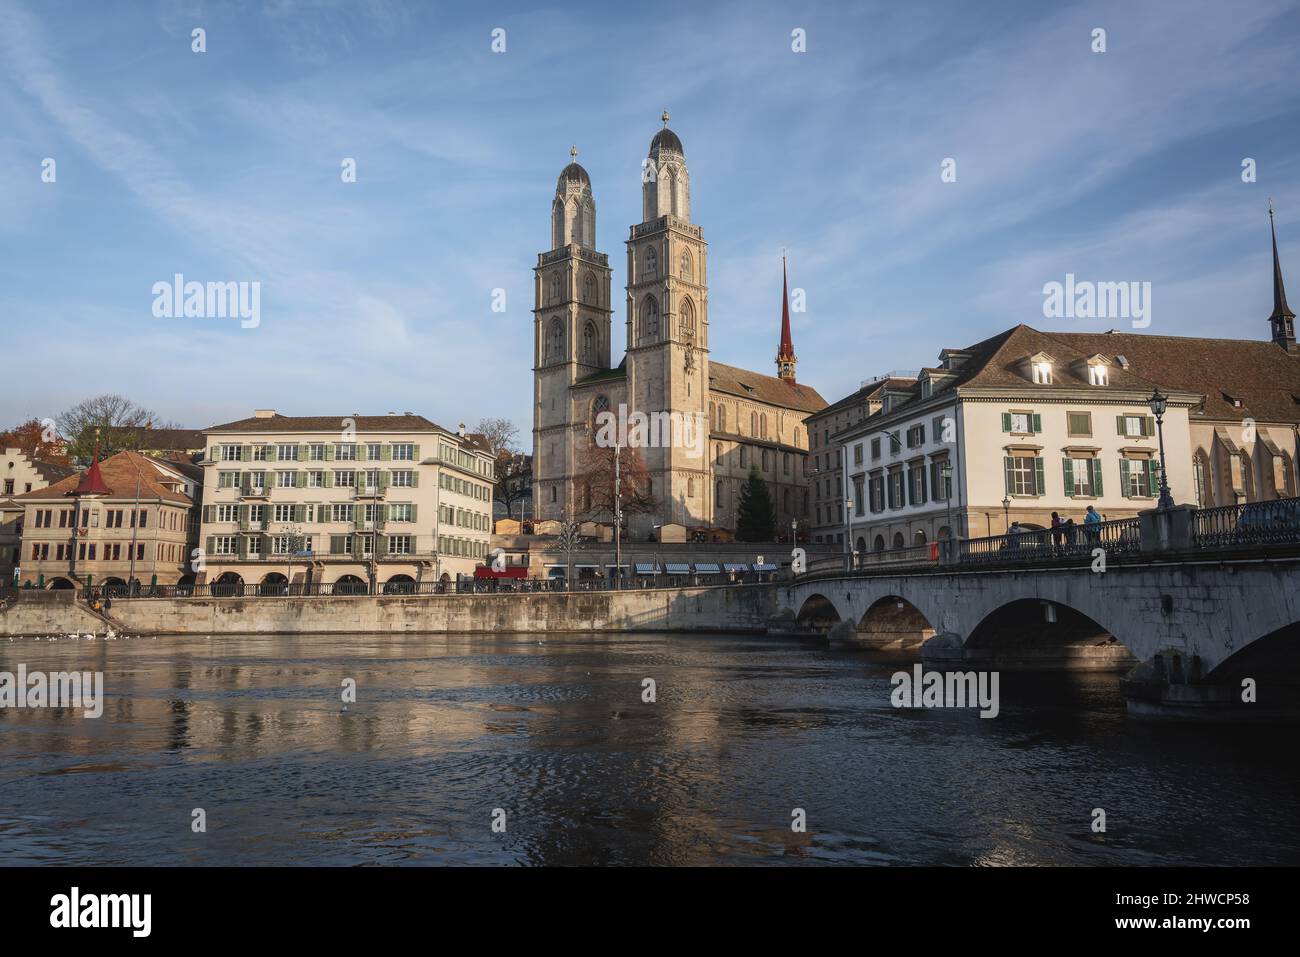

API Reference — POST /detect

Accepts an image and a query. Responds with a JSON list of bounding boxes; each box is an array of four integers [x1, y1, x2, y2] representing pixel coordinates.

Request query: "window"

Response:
[[932, 415, 947, 444], [216, 504, 238, 522], [251, 445, 269, 461], [1067, 412, 1092, 437], [277, 444, 298, 461], [645, 246, 657, 279], [907, 463, 927, 505], [583, 273, 596, 304], [1032, 361, 1052, 384], [220, 444, 243, 461], [308, 443, 326, 461], [389, 504, 413, 522], [335, 444, 357, 461], [1064, 457, 1101, 497], [1120, 458, 1157, 498], [1004, 454, 1044, 496], [680, 249, 692, 279], [1118, 415, 1153, 438], [334, 470, 356, 487], [212, 536, 239, 556], [550, 274, 561, 301], [332, 504, 353, 522], [871, 437, 881, 460], [906, 424, 925, 448], [277, 471, 296, 488], [308, 470, 325, 487], [853, 476, 865, 516], [680, 299, 695, 339], [391, 470, 413, 487], [366, 443, 382, 460], [929, 460, 952, 501], [582, 322, 595, 357], [1004, 411, 1040, 434], [248, 471, 265, 491], [869, 475, 885, 513], [274, 504, 293, 522], [887, 470, 905, 509], [388, 535, 412, 555], [1089, 364, 1108, 386], [639, 297, 659, 339]]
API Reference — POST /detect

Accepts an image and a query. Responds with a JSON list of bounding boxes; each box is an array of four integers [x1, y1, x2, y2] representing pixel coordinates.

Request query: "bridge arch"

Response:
[[963, 598, 1134, 670], [856, 595, 936, 651], [1206, 619, 1300, 685], [795, 593, 843, 629]]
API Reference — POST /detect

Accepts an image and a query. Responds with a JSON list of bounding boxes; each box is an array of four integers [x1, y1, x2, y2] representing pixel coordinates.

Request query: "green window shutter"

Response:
[[293, 505, 305, 523], [1062, 458, 1074, 496], [1119, 459, 1131, 497], [1147, 459, 1160, 497], [1116, 415, 1125, 435], [377, 536, 387, 557], [205, 535, 214, 555], [297, 444, 308, 460], [209, 445, 218, 461], [1004, 456, 1014, 494], [1032, 413, 1042, 433], [1033, 457, 1045, 495], [237, 536, 247, 558], [325, 445, 334, 461], [1144, 416, 1155, 437], [379, 471, 389, 490], [203, 504, 213, 523], [329, 535, 342, 555], [410, 471, 419, 488], [324, 471, 334, 487], [412, 444, 420, 460], [1091, 458, 1103, 496], [381, 445, 392, 461], [919, 468, 927, 504], [1001, 412, 1012, 432], [410, 504, 417, 523], [242, 445, 252, 461]]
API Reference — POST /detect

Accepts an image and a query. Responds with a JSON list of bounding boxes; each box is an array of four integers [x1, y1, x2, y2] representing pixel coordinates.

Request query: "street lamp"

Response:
[[1147, 388, 1176, 509], [790, 516, 798, 546], [1001, 495, 1010, 532], [941, 460, 954, 558]]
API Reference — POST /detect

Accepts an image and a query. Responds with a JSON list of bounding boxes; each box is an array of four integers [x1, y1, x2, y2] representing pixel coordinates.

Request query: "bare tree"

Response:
[[473, 417, 524, 518], [57, 394, 179, 462], [574, 442, 656, 521]]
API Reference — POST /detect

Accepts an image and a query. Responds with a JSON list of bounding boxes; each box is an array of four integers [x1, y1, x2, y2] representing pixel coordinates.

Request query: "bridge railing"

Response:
[[1192, 496, 1300, 549], [954, 517, 1141, 566]]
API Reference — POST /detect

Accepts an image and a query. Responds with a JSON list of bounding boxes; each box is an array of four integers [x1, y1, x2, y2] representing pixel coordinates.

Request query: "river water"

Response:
[[0, 631, 1296, 866]]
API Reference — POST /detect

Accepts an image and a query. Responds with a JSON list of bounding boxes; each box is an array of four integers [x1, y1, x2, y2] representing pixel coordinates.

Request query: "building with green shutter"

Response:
[[199, 411, 495, 591]]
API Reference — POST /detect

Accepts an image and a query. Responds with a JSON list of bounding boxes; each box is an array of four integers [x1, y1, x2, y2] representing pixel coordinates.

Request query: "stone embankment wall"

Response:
[[0, 585, 783, 636]]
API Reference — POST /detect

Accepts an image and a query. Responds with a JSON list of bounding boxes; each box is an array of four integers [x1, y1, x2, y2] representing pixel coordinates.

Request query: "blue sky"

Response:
[[2, 0, 1298, 442]]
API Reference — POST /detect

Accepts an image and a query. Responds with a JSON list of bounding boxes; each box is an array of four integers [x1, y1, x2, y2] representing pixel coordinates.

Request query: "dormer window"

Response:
[[1223, 392, 1243, 409], [920, 377, 932, 399], [1089, 364, 1108, 386], [1032, 361, 1053, 384]]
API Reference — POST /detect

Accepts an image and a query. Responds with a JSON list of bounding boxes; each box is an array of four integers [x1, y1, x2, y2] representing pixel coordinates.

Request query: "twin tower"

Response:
[[531, 112, 714, 529]]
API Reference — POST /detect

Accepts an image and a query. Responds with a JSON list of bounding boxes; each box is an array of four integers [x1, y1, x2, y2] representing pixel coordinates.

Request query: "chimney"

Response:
[[457, 422, 466, 437], [253, 409, 276, 419]]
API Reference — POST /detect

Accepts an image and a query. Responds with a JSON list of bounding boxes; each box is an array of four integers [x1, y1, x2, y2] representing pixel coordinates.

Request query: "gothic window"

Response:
[[761, 414, 768, 439], [681, 248, 692, 280], [591, 394, 610, 432], [639, 296, 659, 339], [645, 246, 658, 279], [550, 274, 561, 302], [750, 412, 757, 436], [583, 273, 596, 305], [548, 319, 563, 362], [582, 322, 595, 359], [1193, 449, 1211, 507], [680, 298, 695, 340], [720, 405, 726, 431]]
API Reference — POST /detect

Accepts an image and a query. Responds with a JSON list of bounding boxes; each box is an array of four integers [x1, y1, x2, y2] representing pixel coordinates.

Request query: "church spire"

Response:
[[776, 254, 797, 383], [1269, 202, 1296, 351]]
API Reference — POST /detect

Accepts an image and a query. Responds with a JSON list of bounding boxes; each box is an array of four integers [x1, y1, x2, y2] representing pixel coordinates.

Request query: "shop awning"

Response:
[[694, 563, 721, 574], [634, 563, 659, 575], [723, 563, 748, 573], [665, 563, 691, 574], [752, 563, 778, 572]]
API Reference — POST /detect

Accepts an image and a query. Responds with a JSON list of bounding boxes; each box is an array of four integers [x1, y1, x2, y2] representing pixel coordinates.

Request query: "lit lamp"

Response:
[[1001, 494, 1010, 531], [1147, 388, 1175, 509]]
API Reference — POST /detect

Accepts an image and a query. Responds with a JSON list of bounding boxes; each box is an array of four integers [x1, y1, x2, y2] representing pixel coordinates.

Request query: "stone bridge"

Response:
[[779, 551, 1300, 717]]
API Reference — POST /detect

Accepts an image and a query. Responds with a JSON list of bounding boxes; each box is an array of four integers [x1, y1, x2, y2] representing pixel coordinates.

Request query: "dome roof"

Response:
[[650, 127, 684, 155], [558, 162, 590, 187]]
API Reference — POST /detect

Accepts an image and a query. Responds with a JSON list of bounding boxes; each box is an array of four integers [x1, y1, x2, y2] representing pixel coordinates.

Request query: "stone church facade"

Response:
[[532, 114, 827, 537]]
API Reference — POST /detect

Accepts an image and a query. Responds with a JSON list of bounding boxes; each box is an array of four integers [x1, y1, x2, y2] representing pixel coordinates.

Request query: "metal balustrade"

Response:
[[1192, 496, 1300, 548], [955, 517, 1141, 566]]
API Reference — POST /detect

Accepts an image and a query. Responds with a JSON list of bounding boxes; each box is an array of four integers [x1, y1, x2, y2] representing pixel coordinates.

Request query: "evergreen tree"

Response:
[[735, 468, 776, 542]]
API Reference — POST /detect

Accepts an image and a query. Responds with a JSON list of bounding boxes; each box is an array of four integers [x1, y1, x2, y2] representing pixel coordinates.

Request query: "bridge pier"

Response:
[[1120, 649, 1295, 721]]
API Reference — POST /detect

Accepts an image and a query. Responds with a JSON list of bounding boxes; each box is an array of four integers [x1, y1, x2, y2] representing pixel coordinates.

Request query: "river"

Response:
[[1, 631, 1296, 866]]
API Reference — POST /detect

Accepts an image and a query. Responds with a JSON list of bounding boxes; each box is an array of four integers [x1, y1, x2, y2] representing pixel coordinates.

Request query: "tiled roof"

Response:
[[952, 325, 1165, 394], [136, 428, 206, 450], [1044, 329, 1300, 421], [708, 361, 828, 413], [204, 413, 442, 434], [811, 376, 919, 422], [13, 451, 193, 505]]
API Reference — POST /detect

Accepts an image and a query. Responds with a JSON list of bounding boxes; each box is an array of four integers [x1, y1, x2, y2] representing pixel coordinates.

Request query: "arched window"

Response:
[[550, 274, 561, 302], [645, 246, 658, 279], [1193, 449, 1211, 507], [687, 477, 695, 497], [583, 273, 596, 304], [680, 248, 692, 280], [582, 322, 595, 359], [720, 406, 727, 431], [548, 319, 563, 361], [761, 414, 768, 439], [914, 529, 927, 545], [591, 394, 610, 432], [750, 412, 757, 436], [874, 535, 885, 552], [639, 296, 659, 339], [680, 298, 695, 339], [892, 532, 905, 549]]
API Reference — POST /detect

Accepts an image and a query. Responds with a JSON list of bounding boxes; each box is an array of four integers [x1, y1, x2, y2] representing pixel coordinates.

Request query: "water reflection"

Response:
[[0, 633, 1296, 865]]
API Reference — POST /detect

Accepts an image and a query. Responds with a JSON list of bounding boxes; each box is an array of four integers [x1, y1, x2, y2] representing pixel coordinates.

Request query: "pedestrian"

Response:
[[1064, 517, 1077, 547], [1007, 520, 1023, 550], [1084, 505, 1102, 543], [1051, 511, 1062, 549]]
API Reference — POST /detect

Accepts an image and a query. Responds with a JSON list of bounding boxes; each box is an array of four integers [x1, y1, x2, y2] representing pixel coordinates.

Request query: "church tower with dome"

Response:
[[532, 116, 828, 539]]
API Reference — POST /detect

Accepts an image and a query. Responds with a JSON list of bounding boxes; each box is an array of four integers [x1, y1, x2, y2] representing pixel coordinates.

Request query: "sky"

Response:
[[1, 0, 1298, 445]]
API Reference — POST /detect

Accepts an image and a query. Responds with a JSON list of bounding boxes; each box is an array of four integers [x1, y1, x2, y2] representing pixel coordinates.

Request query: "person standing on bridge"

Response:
[[1084, 505, 1102, 543], [1051, 512, 1063, 550]]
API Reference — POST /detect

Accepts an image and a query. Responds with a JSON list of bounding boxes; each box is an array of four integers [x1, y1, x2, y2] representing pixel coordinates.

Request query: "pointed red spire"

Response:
[[776, 254, 798, 383], [73, 431, 109, 496]]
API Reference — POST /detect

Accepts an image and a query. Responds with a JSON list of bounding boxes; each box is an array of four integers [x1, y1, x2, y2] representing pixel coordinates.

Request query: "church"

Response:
[[532, 112, 828, 537]]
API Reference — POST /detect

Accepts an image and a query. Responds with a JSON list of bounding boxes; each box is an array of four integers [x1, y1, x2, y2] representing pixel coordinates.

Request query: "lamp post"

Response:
[[1001, 495, 1010, 532], [941, 460, 954, 558], [790, 516, 798, 546], [1148, 388, 1176, 509]]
